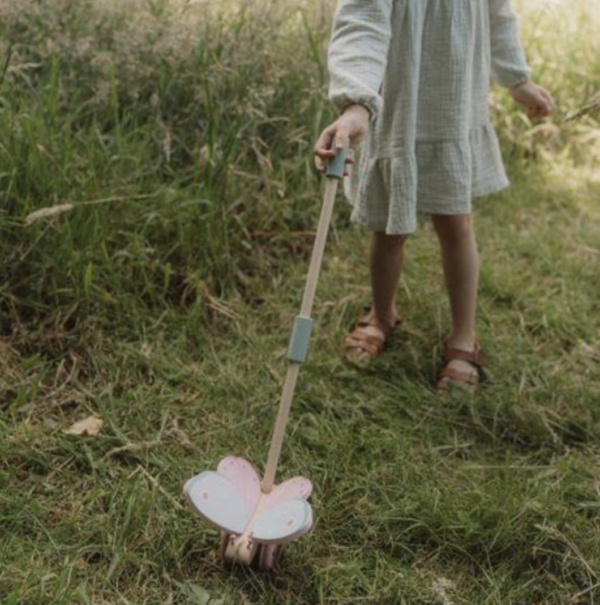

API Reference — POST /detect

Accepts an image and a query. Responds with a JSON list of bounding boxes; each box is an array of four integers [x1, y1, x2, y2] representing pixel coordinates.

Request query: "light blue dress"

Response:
[[328, 0, 530, 234]]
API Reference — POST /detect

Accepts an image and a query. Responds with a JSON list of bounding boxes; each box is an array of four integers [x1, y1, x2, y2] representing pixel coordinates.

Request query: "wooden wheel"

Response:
[[220, 533, 257, 566], [220, 533, 232, 562], [256, 543, 283, 571]]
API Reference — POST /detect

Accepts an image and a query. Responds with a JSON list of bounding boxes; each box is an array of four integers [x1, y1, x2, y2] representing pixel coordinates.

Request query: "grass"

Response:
[[1, 0, 600, 602]]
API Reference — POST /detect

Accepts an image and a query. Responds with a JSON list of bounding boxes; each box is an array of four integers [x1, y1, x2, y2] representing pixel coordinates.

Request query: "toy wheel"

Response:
[[221, 533, 256, 566], [257, 543, 283, 571], [220, 533, 232, 562]]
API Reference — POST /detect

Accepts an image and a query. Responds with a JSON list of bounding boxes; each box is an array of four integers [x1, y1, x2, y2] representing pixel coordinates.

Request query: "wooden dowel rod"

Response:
[[261, 177, 339, 492]]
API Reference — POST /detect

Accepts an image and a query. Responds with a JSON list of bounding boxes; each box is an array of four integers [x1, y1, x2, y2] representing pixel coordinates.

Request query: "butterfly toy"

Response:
[[183, 145, 347, 570]]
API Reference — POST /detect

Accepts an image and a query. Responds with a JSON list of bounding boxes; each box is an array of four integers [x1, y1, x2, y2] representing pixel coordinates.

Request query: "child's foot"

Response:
[[437, 338, 482, 394], [343, 307, 402, 366]]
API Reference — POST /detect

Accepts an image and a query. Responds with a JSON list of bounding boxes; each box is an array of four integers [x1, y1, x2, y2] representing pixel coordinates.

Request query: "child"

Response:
[[315, 0, 554, 392]]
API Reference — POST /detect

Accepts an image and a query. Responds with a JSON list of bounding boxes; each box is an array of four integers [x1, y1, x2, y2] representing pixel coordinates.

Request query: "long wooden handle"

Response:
[[300, 177, 339, 317], [262, 175, 341, 492]]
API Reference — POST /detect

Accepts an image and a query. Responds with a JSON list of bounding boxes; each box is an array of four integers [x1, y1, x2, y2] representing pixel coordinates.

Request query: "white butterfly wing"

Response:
[[251, 499, 313, 544], [184, 471, 251, 534]]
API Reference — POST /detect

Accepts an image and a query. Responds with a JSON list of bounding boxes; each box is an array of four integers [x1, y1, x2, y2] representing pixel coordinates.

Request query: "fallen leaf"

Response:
[[25, 203, 75, 225], [64, 415, 103, 437]]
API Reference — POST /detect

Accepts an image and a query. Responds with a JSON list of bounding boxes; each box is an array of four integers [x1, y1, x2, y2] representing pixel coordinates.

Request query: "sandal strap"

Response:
[[344, 307, 402, 360], [437, 338, 484, 391], [356, 307, 402, 333], [344, 330, 384, 357], [443, 340, 482, 367]]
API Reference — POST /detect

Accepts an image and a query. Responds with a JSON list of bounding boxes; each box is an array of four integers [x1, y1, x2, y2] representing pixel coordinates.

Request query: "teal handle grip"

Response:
[[325, 144, 348, 180], [287, 316, 313, 363]]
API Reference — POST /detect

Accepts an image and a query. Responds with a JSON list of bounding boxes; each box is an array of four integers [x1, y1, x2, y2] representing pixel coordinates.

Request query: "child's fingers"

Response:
[[529, 103, 551, 120], [537, 100, 552, 117], [315, 151, 334, 173], [314, 129, 336, 171], [314, 130, 335, 154], [343, 155, 355, 177], [315, 148, 336, 159], [528, 105, 543, 119], [334, 128, 350, 151], [314, 125, 356, 173], [539, 88, 555, 111], [532, 87, 554, 116]]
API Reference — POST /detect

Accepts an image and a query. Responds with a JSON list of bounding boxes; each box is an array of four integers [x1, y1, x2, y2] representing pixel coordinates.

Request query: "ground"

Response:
[[3, 163, 600, 603]]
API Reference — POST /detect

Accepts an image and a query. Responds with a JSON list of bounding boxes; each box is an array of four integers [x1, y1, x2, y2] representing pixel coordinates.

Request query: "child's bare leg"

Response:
[[431, 214, 479, 378], [369, 231, 407, 327], [344, 231, 406, 362]]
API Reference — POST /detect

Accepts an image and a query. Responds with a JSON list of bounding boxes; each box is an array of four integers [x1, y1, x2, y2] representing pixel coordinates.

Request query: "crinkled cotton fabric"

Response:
[[328, 0, 530, 234]]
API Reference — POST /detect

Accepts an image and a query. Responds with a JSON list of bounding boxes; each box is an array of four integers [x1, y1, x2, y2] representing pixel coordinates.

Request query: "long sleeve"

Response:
[[327, 0, 394, 120], [488, 0, 530, 88]]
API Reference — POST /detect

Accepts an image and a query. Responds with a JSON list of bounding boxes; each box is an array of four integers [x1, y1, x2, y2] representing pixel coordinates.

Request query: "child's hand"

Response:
[[510, 81, 555, 119], [314, 104, 370, 174]]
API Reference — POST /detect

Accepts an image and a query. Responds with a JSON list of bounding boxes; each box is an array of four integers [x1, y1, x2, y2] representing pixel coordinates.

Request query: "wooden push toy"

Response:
[[184, 145, 348, 570]]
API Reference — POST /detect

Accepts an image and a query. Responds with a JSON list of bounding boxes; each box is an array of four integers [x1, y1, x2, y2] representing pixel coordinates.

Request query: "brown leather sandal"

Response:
[[437, 339, 483, 394], [343, 307, 402, 365]]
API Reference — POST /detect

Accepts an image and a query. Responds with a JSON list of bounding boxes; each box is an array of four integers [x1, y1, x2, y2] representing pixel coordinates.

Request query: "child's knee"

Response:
[[431, 214, 474, 243], [373, 230, 410, 248]]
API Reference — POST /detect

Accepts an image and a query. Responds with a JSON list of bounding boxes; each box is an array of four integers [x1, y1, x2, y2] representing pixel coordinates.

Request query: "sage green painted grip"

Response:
[[325, 145, 347, 180], [287, 316, 313, 363]]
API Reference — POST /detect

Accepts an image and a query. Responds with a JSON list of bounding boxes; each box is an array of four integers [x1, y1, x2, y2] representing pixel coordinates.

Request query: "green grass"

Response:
[[1, 0, 600, 602]]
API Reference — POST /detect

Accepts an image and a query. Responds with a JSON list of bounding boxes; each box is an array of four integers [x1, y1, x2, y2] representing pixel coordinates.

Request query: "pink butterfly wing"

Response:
[[263, 476, 312, 510], [216, 456, 261, 513]]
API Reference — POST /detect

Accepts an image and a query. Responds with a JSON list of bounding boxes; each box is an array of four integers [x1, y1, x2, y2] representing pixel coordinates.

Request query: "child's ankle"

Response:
[[447, 331, 476, 351], [374, 308, 399, 328]]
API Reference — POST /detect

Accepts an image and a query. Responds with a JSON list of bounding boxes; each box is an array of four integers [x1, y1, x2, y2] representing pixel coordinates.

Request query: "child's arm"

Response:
[[327, 0, 394, 121], [315, 0, 393, 171], [489, 0, 530, 89], [489, 0, 554, 118]]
